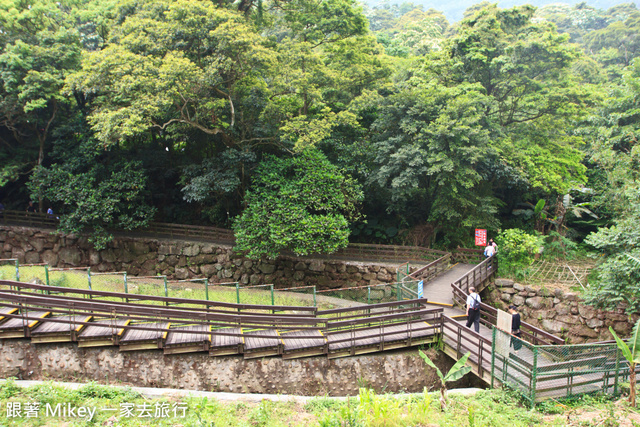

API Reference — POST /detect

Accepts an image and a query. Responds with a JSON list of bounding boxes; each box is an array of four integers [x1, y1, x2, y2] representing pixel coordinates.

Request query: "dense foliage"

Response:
[[0, 0, 639, 301]]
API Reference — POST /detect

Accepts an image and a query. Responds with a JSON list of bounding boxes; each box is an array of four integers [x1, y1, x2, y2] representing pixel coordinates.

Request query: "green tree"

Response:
[[233, 149, 363, 259], [66, 0, 275, 147], [29, 156, 156, 249], [365, 77, 500, 246], [0, 0, 82, 195]]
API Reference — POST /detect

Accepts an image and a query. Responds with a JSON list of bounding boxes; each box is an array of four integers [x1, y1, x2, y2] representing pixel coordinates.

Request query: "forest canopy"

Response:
[[1, 0, 640, 307]]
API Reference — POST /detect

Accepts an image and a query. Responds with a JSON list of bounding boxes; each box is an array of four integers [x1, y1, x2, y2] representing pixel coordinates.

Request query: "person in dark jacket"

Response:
[[509, 305, 522, 353]]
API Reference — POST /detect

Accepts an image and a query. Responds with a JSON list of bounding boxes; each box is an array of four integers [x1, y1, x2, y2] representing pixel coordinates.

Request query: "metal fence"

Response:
[[491, 328, 636, 406]]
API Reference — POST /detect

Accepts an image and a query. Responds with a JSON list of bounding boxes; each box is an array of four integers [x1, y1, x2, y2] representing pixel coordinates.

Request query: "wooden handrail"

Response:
[[0, 280, 316, 314]]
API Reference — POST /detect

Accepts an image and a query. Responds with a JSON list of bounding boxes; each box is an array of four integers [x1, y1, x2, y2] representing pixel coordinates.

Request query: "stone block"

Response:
[[131, 241, 150, 255], [495, 278, 514, 287], [513, 283, 524, 291], [293, 271, 305, 281], [58, 247, 82, 266], [307, 260, 323, 272], [243, 260, 253, 269], [174, 267, 189, 280], [578, 305, 597, 320], [250, 274, 261, 285], [525, 296, 551, 310], [24, 251, 40, 264], [362, 273, 377, 281], [200, 264, 218, 277], [501, 293, 512, 302], [568, 324, 599, 339], [294, 262, 307, 271], [513, 296, 525, 306], [41, 250, 58, 266], [259, 263, 276, 274], [541, 319, 567, 333], [377, 272, 392, 282], [585, 318, 604, 328]]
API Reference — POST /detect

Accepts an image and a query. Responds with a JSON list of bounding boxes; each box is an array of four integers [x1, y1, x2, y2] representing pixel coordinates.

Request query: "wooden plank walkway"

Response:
[[164, 324, 211, 354], [243, 329, 281, 359], [78, 318, 130, 347], [0, 310, 50, 338], [209, 327, 243, 356], [119, 322, 170, 351]]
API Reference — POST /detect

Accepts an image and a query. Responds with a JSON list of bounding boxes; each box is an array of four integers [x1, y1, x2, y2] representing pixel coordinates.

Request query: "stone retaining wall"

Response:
[[489, 278, 637, 343], [0, 340, 479, 395], [0, 226, 398, 289]]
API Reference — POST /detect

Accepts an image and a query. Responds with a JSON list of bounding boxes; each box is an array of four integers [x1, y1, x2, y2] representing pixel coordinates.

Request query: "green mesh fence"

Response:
[[90, 272, 127, 294], [274, 285, 317, 308], [0, 259, 19, 281], [18, 264, 48, 285], [126, 275, 168, 302], [238, 284, 276, 306], [166, 278, 208, 301], [47, 267, 90, 289], [490, 328, 634, 406], [205, 282, 241, 305], [316, 282, 410, 306]]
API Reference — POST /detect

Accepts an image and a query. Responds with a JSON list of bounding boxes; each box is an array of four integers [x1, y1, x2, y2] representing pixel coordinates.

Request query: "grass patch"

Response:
[[0, 382, 638, 426]]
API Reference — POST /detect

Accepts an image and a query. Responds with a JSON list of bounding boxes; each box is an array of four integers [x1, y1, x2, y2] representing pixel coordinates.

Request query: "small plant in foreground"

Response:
[[419, 349, 472, 411], [609, 317, 640, 407]]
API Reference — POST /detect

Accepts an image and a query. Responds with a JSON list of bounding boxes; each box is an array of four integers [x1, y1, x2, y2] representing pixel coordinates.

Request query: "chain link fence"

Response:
[[166, 278, 208, 302], [0, 259, 19, 281], [90, 272, 127, 294], [17, 264, 48, 285], [47, 267, 90, 289], [491, 328, 634, 406], [126, 275, 168, 302]]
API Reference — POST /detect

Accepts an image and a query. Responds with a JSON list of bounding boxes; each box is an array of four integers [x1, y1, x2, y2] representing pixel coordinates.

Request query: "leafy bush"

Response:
[[496, 229, 541, 276]]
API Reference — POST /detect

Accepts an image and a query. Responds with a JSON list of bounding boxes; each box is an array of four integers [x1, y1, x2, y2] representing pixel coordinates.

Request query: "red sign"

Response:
[[475, 229, 487, 246]]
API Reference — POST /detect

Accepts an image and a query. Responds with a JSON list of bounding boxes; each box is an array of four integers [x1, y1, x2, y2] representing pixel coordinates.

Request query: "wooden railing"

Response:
[[442, 315, 493, 381], [0, 280, 317, 316], [398, 252, 452, 283], [0, 210, 447, 263], [452, 248, 485, 264], [451, 255, 497, 302], [0, 279, 442, 356]]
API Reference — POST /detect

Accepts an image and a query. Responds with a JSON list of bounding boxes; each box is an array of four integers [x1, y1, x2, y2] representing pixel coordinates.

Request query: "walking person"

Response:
[[483, 243, 494, 258], [509, 305, 522, 354], [465, 287, 481, 332]]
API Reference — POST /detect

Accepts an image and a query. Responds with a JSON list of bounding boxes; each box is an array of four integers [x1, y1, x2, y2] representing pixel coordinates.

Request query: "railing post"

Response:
[[44, 265, 50, 288], [531, 347, 538, 408], [124, 272, 128, 294], [163, 276, 168, 304], [87, 268, 92, 291], [367, 286, 371, 305], [15, 259, 19, 281], [236, 283, 240, 305], [205, 278, 209, 301], [614, 347, 621, 396], [270, 284, 274, 306], [313, 286, 316, 307], [491, 327, 496, 388], [396, 282, 401, 301]]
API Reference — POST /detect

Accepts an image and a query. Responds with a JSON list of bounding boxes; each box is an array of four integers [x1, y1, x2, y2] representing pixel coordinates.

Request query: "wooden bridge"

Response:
[[0, 212, 636, 405]]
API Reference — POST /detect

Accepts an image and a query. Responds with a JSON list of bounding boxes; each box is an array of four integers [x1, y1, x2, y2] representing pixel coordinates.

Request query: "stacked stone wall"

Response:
[[0, 226, 397, 290], [488, 278, 637, 343]]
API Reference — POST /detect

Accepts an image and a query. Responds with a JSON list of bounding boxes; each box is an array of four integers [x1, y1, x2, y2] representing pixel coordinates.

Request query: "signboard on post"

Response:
[[495, 309, 513, 356], [417, 280, 423, 298], [475, 229, 487, 246]]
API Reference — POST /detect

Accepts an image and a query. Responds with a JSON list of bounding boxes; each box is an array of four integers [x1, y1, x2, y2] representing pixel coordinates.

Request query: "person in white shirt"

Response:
[[483, 244, 495, 258], [465, 287, 481, 332]]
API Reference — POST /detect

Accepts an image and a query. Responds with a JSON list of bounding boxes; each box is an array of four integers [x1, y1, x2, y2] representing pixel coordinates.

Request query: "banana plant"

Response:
[[609, 318, 640, 407], [419, 350, 472, 411]]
